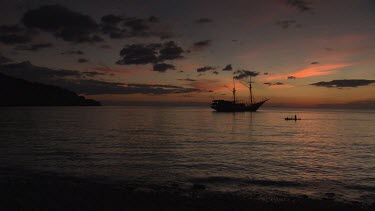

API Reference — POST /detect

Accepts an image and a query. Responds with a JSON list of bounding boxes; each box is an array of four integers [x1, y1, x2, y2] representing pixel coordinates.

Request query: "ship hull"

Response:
[[211, 99, 268, 112]]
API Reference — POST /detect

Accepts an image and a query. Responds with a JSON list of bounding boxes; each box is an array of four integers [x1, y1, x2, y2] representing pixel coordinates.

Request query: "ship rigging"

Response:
[[211, 76, 268, 112]]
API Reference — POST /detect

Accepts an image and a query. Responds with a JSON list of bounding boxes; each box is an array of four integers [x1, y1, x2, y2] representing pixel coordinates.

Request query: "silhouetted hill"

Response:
[[0, 73, 101, 106]]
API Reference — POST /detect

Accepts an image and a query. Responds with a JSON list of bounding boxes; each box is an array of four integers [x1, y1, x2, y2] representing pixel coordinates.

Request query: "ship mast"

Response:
[[240, 76, 254, 105], [224, 77, 236, 103], [249, 76, 254, 104]]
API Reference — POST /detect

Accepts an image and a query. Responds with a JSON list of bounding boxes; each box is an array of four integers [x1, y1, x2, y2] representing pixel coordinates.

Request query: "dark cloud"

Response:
[[22, 4, 101, 43], [0, 34, 30, 45], [90, 65, 122, 75], [148, 16, 159, 23], [1, 61, 70, 77], [61, 50, 84, 55], [0, 54, 13, 64], [78, 58, 89, 63], [195, 18, 213, 24], [100, 14, 126, 38], [81, 71, 106, 77], [264, 82, 284, 86], [153, 63, 175, 72], [63, 80, 200, 95], [122, 84, 200, 95], [0, 24, 33, 44], [193, 40, 211, 50], [158, 41, 184, 61], [197, 66, 215, 72], [117, 41, 183, 65], [101, 14, 123, 25], [223, 64, 232, 71], [0, 24, 26, 33], [123, 17, 149, 36], [123, 16, 173, 39], [159, 34, 174, 40], [287, 76, 296, 79], [286, 0, 312, 12], [0, 61, 102, 81], [100, 14, 126, 39], [117, 44, 159, 65], [178, 78, 196, 82], [0, 61, 199, 95], [53, 80, 199, 95], [100, 14, 172, 39], [233, 70, 259, 79], [14, 43, 53, 51], [311, 61, 319, 64], [311, 79, 375, 88], [101, 23, 126, 39]]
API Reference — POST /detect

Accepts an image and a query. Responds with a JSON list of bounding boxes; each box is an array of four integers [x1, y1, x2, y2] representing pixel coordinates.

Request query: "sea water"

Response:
[[0, 106, 374, 204]]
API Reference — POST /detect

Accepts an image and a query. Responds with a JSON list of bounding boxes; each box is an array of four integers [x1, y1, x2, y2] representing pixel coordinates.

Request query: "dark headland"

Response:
[[0, 72, 100, 106]]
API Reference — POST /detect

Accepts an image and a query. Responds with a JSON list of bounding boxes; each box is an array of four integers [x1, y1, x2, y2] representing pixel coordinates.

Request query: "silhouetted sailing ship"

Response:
[[211, 77, 268, 112]]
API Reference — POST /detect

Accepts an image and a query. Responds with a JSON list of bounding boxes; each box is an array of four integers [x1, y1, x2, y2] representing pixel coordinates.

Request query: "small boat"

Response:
[[284, 117, 301, 121]]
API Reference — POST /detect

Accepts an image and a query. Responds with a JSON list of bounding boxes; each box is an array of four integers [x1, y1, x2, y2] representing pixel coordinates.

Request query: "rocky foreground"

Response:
[[0, 167, 373, 211]]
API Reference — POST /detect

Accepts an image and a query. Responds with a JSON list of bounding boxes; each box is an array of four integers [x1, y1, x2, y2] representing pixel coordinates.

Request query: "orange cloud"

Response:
[[266, 63, 352, 81]]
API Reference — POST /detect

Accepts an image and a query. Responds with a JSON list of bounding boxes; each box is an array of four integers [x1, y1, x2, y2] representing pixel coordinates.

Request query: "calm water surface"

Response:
[[0, 107, 374, 203]]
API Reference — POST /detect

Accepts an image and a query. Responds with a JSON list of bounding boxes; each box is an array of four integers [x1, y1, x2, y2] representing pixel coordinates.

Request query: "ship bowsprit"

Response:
[[245, 99, 268, 111]]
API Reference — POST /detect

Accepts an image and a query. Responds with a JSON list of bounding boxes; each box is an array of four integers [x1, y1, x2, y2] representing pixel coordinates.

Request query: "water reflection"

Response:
[[0, 107, 374, 203]]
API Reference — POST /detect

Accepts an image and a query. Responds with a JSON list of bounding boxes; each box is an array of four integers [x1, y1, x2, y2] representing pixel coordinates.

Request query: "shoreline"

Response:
[[1, 167, 373, 211]]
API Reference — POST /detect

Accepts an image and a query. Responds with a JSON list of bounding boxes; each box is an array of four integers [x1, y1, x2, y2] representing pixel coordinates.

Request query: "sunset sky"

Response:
[[0, 0, 374, 107]]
